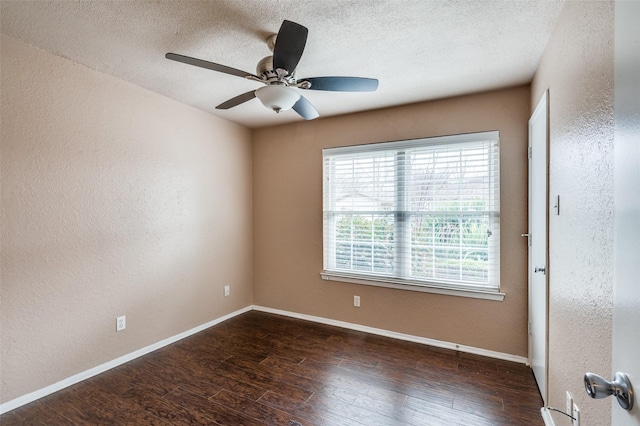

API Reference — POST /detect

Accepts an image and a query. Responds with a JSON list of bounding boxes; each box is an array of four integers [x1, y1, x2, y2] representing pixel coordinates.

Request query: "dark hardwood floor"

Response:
[[1, 311, 543, 425]]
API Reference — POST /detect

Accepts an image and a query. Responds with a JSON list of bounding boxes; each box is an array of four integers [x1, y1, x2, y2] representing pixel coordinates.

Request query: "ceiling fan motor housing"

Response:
[[256, 56, 277, 79]]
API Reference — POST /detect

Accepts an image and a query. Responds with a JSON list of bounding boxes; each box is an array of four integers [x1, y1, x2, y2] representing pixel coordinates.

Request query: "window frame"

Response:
[[321, 131, 504, 301]]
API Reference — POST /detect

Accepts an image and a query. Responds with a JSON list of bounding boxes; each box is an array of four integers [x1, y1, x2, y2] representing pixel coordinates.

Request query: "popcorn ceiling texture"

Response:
[[0, 0, 564, 128], [531, 2, 615, 425], [0, 34, 253, 404]]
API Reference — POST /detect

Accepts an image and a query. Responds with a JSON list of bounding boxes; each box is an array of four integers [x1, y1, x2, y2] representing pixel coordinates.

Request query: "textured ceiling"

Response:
[[0, 0, 565, 129]]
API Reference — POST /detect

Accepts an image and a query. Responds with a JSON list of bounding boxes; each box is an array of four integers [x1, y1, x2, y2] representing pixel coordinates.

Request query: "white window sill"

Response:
[[320, 272, 505, 301]]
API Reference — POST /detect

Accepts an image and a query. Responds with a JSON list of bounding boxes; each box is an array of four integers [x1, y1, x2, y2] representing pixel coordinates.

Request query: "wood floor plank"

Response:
[[403, 394, 496, 426], [0, 311, 544, 425], [46, 382, 122, 425], [0, 398, 75, 426], [257, 389, 363, 426], [161, 387, 264, 426], [120, 387, 215, 425], [209, 389, 309, 426]]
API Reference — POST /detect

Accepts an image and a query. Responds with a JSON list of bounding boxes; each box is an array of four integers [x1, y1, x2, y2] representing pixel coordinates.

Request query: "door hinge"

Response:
[[528, 322, 532, 335], [528, 147, 532, 159]]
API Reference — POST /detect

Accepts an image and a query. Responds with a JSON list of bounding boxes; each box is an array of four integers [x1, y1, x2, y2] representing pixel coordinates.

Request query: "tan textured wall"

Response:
[[531, 1, 614, 425], [253, 86, 530, 357], [0, 35, 253, 403]]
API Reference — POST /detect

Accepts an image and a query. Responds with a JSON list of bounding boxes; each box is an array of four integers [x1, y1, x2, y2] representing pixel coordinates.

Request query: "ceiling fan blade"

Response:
[[272, 20, 308, 74], [166, 53, 258, 79], [292, 95, 319, 120], [300, 77, 379, 92], [216, 90, 257, 110]]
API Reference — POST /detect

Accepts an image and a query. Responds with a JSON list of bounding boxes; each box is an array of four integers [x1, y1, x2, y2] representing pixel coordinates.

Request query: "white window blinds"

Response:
[[323, 131, 500, 292]]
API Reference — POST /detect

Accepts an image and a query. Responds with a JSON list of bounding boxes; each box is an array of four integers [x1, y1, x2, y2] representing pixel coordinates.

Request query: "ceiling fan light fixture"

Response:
[[255, 85, 300, 113], [166, 20, 377, 120]]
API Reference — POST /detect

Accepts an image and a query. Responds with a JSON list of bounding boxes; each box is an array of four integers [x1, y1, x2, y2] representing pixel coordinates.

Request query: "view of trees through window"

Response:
[[334, 212, 490, 283]]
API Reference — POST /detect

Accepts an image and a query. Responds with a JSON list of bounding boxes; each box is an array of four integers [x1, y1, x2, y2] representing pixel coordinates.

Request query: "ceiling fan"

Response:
[[166, 20, 379, 120]]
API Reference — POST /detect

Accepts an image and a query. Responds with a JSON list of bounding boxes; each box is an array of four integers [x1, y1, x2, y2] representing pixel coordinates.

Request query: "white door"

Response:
[[611, 1, 640, 424], [528, 91, 549, 404]]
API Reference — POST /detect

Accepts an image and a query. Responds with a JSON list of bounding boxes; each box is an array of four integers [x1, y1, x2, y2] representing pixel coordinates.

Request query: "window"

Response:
[[322, 132, 500, 297]]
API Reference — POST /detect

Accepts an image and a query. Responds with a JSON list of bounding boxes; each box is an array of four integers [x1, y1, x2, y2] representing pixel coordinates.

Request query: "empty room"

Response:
[[1, 1, 638, 425]]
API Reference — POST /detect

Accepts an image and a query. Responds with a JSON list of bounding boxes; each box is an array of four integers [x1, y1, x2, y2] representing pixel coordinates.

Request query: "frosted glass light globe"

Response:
[[255, 85, 300, 113]]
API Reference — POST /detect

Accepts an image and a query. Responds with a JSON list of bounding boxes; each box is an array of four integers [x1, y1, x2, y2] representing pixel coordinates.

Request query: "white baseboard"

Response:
[[252, 305, 529, 365], [541, 407, 556, 426], [1, 304, 529, 415], [0, 306, 252, 415]]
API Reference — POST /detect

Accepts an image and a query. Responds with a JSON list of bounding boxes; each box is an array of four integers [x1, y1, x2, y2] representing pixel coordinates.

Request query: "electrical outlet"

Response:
[[354, 295, 360, 307], [566, 391, 573, 416], [572, 403, 580, 426], [116, 315, 126, 332], [224, 285, 230, 297]]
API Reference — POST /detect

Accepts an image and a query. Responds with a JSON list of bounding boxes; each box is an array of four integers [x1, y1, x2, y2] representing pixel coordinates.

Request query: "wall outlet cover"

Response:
[[572, 403, 580, 426], [116, 315, 126, 332]]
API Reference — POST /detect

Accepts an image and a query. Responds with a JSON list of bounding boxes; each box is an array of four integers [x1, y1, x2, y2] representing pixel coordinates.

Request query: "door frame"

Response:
[[528, 90, 550, 404]]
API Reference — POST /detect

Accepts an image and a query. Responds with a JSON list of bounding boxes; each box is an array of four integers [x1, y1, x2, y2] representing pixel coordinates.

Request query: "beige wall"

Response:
[[253, 86, 530, 357], [531, 1, 615, 425], [0, 35, 253, 404]]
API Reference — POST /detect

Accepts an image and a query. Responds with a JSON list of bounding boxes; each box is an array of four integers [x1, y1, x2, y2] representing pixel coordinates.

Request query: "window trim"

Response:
[[320, 271, 506, 301], [322, 131, 502, 299]]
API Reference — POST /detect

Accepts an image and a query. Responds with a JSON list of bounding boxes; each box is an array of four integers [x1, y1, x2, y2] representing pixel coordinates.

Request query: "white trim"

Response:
[[252, 305, 527, 364], [321, 272, 506, 301], [0, 306, 252, 415], [540, 407, 556, 426]]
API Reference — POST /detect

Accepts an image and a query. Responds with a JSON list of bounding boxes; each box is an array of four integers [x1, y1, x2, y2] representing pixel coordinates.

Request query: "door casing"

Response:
[[528, 90, 549, 404]]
